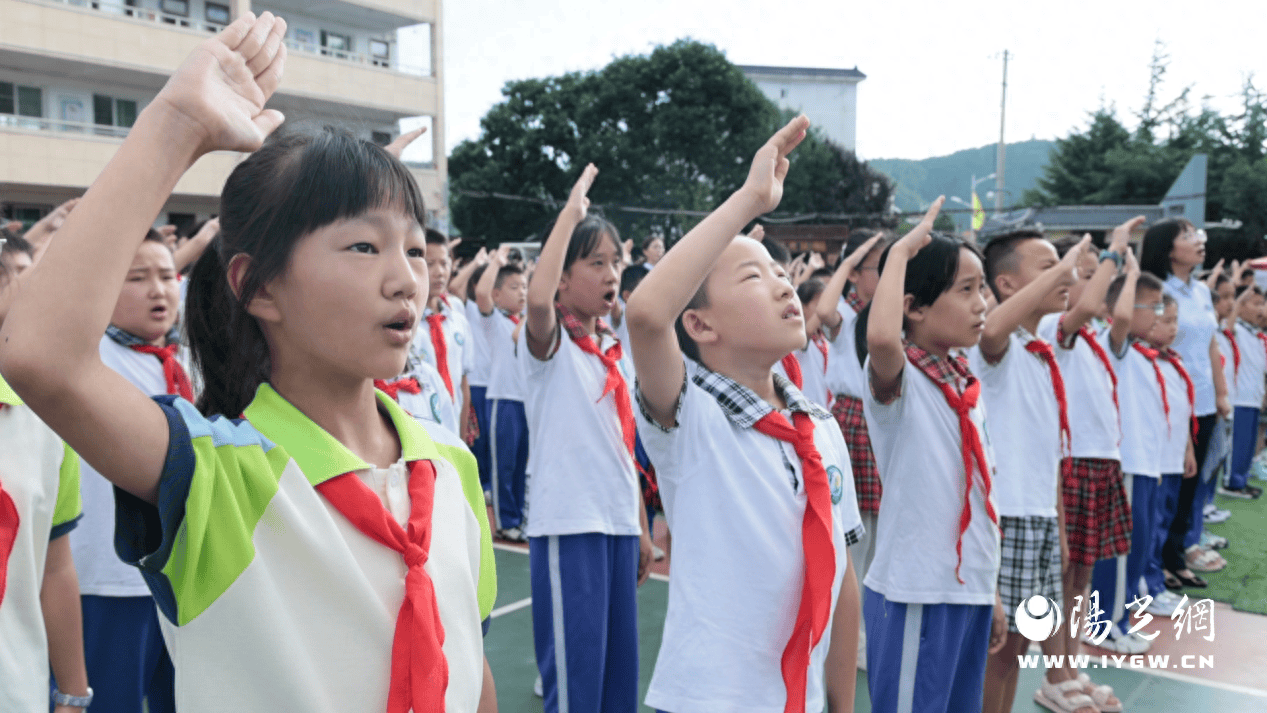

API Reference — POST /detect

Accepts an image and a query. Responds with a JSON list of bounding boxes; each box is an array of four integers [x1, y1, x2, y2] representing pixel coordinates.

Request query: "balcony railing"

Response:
[[22, 0, 431, 76], [0, 114, 131, 138]]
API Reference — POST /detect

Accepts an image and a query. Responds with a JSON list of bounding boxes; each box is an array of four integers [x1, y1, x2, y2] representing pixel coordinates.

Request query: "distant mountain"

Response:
[[871, 139, 1056, 224]]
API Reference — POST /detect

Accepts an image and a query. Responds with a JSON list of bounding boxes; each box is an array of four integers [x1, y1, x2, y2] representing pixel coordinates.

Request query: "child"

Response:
[[628, 116, 863, 713], [381, 356, 460, 434], [0, 15, 497, 712], [475, 247, 530, 541], [815, 229, 887, 590], [973, 230, 1087, 713], [465, 263, 494, 494], [0, 232, 92, 713], [70, 230, 180, 713], [795, 277, 832, 409], [520, 167, 654, 713], [1149, 296, 1202, 608], [1036, 221, 1140, 713], [858, 205, 1003, 713], [415, 229, 475, 441], [1226, 286, 1267, 497], [1089, 265, 1167, 655]]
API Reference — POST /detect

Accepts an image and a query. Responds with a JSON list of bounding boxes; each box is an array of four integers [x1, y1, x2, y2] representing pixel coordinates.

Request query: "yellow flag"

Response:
[[971, 192, 986, 231]]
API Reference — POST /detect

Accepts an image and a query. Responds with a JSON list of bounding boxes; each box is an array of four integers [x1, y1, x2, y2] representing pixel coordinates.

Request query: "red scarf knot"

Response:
[[752, 410, 834, 713], [129, 343, 193, 401], [1132, 342, 1172, 437], [425, 313, 455, 398], [315, 460, 448, 713], [1024, 338, 1072, 456], [375, 378, 422, 401]]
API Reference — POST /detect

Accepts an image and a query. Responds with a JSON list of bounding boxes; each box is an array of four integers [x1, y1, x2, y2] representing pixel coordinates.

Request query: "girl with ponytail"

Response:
[[0, 14, 496, 713]]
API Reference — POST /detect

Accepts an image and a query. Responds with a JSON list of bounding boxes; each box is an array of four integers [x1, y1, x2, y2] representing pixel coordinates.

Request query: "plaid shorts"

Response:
[[832, 394, 881, 512], [998, 515, 1062, 633], [1062, 457, 1132, 566]]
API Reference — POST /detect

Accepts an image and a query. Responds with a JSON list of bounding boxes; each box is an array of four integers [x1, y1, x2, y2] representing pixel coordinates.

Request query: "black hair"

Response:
[[1161, 293, 1178, 308], [854, 233, 982, 366], [1139, 218, 1196, 281], [0, 228, 32, 283], [620, 264, 647, 298], [494, 263, 524, 290], [797, 277, 826, 307], [1236, 283, 1265, 299], [185, 124, 426, 417], [982, 229, 1045, 301], [1105, 272, 1164, 310], [467, 263, 488, 302], [761, 236, 790, 266], [839, 227, 892, 297], [1214, 271, 1231, 291], [563, 215, 621, 273], [142, 228, 168, 246], [424, 228, 447, 246]]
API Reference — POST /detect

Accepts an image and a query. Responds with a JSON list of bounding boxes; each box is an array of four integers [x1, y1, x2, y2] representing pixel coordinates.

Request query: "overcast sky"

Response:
[[439, 0, 1265, 161]]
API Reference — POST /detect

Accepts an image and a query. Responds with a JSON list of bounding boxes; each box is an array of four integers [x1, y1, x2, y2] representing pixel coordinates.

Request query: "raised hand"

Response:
[[491, 244, 512, 266], [565, 163, 599, 223], [473, 247, 489, 266], [742, 115, 810, 215], [622, 239, 634, 265], [384, 125, 427, 159], [808, 252, 826, 271], [151, 12, 288, 156], [1060, 234, 1092, 271], [748, 223, 765, 241], [1125, 248, 1140, 277], [893, 197, 945, 258], [1110, 216, 1146, 253]]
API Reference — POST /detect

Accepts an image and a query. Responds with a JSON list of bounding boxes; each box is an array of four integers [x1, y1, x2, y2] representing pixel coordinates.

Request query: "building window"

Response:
[[370, 39, 390, 68], [371, 131, 393, 146], [160, 0, 189, 16], [93, 95, 138, 134], [205, 3, 231, 27], [0, 83, 44, 118], [321, 31, 351, 57], [3, 205, 50, 230]]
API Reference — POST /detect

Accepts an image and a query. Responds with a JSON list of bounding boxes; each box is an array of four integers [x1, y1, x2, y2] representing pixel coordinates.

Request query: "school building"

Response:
[[739, 64, 865, 153], [0, 0, 445, 234]]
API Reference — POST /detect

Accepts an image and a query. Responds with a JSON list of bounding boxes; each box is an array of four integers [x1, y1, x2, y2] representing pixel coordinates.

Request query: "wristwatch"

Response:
[[52, 686, 93, 708], [1099, 249, 1125, 270]]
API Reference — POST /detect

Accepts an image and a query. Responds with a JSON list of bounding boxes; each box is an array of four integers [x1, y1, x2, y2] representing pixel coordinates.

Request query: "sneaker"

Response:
[[1203, 502, 1218, 516], [1251, 457, 1267, 480], [1089, 625, 1151, 654], [1217, 484, 1258, 499], [497, 527, 527, 543], [652, 544, 666, 561], [1146, 591, 1186, 617], [1205, 508, 1232, 524], [533, 675, 543, 698], [1200, 531, 1229, 550]]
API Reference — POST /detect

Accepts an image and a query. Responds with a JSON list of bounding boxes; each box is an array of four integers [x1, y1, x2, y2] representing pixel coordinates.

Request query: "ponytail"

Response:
[[184, 239, 271, 417], [853, 302, 872, 368]]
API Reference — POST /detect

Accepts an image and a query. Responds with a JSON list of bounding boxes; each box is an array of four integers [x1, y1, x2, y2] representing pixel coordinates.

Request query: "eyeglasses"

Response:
[[1135, 302, 1166, 316]]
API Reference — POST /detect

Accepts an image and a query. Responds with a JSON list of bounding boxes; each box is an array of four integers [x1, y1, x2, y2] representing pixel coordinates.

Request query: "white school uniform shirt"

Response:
[[71, 335, 192, 597], [968, 328, 1063, 518], [863, 350, 1001, 605], [0, 376, 82, 713], [1037, 313, 1121, 461], [465, 299, 491, 388], [1104, 334, 1166, 478], [113, 386, 496, 713], [1158, 354, 1194, 475], [520, 321, 641, 537], [636, 363, 863, 713], [1216, 327, 1239, 407], [1233, 321, 1267, 409], [826, 295, 866, 400], [410, 295, 472, 415], [795, 333, 832, 409], [481, 309, 526, 402], [397, 358, 461, 435]]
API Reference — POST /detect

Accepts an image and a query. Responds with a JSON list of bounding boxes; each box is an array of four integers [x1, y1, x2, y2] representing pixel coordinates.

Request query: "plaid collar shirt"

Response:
[[105, 324, 180, 348], [556, 303, 617, 347], [904, 341, 973, 395], [691, 361, 833, 429]]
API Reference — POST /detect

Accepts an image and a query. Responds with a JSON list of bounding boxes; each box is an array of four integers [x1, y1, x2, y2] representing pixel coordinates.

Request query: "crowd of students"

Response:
[[0, 13, 1261, 713]]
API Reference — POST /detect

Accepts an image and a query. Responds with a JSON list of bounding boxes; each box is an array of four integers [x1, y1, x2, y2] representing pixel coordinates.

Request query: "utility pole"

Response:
[[995, 50, 1008, 213]]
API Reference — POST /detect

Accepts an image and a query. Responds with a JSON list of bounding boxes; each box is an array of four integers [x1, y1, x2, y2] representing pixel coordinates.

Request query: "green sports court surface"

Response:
[[484, 537, 1267, 713]]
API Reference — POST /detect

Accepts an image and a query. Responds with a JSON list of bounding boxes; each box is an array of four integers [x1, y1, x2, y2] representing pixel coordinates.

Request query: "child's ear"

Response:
[[682, 308, 718, 348], [229, 254, 281, 325], [902, 293, 927, 325]]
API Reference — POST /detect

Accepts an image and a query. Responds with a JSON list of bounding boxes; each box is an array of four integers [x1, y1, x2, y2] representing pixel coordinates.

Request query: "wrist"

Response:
[[136, 100, 211, 166]]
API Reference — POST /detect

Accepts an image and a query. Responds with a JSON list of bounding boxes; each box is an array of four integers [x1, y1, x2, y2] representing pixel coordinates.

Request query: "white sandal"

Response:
[[1034, 677, 1098, 713], [1077, 672, 1122, 712]]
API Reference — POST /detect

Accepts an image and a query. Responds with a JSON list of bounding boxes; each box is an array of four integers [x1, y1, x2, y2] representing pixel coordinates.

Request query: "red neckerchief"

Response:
[[424, 312, 454, 398], [1132, 342, 1171, 435], [1072, 323, 1121, 435], [0, 483, 15, 607], [1222, 328, 1241, 381], [751, 409, 834, 713], [1250, 324, 1267, 365], [502, 309, 521, 326], [845, 287, 867, 314], [557, 304, 640, 472], [906, 343, 998, 583], [1024, 337, 1072, 456], [1158, 348, 1198, 439], [315, 461, 447, 713], [781, 353, 804, 389], [129, 343, 194, 401], [375, 377, 422, 401]]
